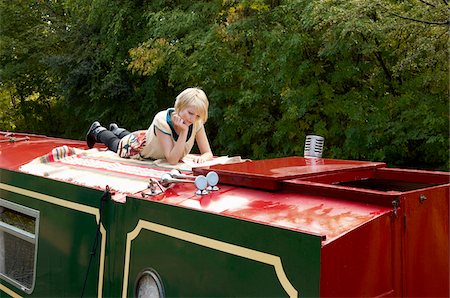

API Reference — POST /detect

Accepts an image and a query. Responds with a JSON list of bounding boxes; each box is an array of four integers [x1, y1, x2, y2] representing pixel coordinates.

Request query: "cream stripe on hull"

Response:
[[1, 183, 300, 298], [122, 219, 299, 298]]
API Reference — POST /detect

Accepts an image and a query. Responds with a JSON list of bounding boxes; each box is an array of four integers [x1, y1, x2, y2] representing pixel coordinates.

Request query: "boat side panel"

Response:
[[320, 184, 450, 297], [105, 196, 322, 297], [320, 211, 401, 297], [0, 169, 104, 297], [402, 186, 449, 297]]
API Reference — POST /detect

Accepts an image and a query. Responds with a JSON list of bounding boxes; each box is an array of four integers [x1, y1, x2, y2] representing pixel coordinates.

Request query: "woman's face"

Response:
[[177, 105, 200, 126]]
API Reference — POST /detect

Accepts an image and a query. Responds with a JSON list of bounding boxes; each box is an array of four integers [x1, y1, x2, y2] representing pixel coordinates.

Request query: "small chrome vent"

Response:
[[304, 135, 324, 158]]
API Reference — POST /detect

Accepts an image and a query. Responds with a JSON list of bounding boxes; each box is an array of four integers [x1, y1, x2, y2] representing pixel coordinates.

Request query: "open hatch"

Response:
[[193, 156, 386, 190], [194, 157, 450, 206]]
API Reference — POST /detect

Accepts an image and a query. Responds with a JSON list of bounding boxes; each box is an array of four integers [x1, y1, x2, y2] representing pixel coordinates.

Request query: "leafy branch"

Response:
[[418, 0, 436, 7], [390, 12, 450, 26]]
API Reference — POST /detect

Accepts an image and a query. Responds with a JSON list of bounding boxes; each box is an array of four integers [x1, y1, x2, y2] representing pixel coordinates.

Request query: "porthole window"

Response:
[[135, 268, 164, 298], [0, 199, 39, 294]]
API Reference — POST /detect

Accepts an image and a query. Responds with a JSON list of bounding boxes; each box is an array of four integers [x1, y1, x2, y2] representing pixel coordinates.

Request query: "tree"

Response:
[[0, 0, 68, 134], [1, 0, 448, 170], [302, 0, 449, 168]]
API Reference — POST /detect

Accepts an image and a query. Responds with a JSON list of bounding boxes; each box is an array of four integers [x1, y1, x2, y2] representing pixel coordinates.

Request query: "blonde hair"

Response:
[[174, 87, 209, 123]]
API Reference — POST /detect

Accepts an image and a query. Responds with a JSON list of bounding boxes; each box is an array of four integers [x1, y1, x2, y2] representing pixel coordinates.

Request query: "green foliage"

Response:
[[300, 0, 449, 169], [0, 88, 16, 131], [0, 0, 68, 135], [0, 0, 448, 170]]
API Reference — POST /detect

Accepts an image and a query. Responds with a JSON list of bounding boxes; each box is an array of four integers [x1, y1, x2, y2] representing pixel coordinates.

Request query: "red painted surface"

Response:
[[302, 167, 450, 185], [194, 156, 386, 190], [1, 131, 449, 297], [171, 185, 392, 243], [0, 132, 88, 170], [0, 132, 391, 242], [320, 212, 402, 296], [401, 187, 449, 297]]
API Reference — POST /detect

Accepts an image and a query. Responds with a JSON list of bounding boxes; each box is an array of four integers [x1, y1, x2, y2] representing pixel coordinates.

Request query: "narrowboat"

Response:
[[0, 131, 448, 297]]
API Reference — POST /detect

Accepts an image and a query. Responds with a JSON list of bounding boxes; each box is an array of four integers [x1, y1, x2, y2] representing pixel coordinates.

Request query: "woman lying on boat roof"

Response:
[[86, 87, 213, 165]]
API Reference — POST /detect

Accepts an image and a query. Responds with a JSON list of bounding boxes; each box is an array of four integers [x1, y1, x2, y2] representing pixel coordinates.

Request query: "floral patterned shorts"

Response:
[[117, 130, 147, 159]]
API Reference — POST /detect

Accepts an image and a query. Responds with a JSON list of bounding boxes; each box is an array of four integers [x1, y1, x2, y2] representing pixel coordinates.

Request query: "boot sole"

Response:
[[86, 121, 100, 148]]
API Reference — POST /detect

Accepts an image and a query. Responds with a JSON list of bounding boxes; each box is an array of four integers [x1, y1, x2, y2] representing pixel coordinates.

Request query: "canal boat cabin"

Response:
[[0, 132, 448, 297]]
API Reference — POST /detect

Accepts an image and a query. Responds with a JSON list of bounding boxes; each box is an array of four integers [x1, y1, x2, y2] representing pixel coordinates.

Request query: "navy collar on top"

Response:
[[167, 108, 193, 141]]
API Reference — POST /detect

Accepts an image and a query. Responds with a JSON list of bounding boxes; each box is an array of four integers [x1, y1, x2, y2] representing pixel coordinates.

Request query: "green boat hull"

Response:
[[0, 169, 321, 297]]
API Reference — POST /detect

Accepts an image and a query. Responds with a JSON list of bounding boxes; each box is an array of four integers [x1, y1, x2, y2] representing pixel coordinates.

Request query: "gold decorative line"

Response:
[[122, 219, 298, 298], [0, 183, 98, 217], [0, 284, 21, 298], [98, 224, 106, 297], [0, 182, 106, 298]]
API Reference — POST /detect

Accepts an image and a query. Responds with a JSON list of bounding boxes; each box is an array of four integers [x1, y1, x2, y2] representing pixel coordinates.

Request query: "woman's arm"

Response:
[[193, 126, 213, 163], [155, 128, 189, 165], [155, 113, 190, 165]]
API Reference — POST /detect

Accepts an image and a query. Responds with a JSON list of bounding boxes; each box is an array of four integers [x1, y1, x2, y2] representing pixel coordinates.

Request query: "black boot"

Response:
[[86, 121, 107, 148], [109, 123, 131, 138]]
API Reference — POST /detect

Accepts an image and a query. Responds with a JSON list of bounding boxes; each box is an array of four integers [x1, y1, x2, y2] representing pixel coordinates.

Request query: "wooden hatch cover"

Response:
[[193, 156, 385, 190]]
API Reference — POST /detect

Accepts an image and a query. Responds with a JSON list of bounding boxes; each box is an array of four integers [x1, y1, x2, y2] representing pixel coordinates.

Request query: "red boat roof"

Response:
[[0, 132, 89, 170], [0, 131, 396, 244], [193, 156, 386, 190]]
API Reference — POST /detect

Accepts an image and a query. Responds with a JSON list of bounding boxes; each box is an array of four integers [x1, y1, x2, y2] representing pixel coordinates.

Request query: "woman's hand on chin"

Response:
[[172, 113, 189, 133]]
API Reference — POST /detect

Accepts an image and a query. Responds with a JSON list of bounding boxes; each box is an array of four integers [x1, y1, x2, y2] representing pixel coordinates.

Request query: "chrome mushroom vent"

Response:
[[304, 135, 324, 158]]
